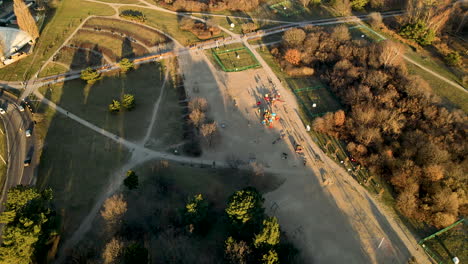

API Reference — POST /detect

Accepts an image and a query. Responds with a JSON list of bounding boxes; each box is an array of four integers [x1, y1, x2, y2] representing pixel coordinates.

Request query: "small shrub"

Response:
[[241, 22, 258, 34], [109, 100, 121, 113], [445, 51, 461, 66], [119, 10, 146, 23]]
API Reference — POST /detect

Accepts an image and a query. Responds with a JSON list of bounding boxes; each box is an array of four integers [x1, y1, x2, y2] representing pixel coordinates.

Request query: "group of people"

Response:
[[256, 91, 284, 128]]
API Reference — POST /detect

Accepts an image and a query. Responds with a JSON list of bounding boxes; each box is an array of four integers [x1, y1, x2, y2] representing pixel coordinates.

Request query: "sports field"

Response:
[[420, 220, 467, 264], [212, 45, 260, 72]]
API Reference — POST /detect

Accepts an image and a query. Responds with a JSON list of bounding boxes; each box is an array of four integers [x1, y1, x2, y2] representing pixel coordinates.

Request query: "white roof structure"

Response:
[[0, 27, 33, 60]]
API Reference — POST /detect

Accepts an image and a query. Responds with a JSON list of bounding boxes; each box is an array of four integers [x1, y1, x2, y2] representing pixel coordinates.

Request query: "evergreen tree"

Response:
[[0, 186, 55, 264], [123, 170, 138, 190], [253, 217, 280, 248], [80, 67, 102, 84], [262, 249, 279, 264], [109, 100, 121, 113], [118, 58, 134, 73], [184, 194, 208, 229], [121, 94, 135, 110], [225, 187, 264, 227]]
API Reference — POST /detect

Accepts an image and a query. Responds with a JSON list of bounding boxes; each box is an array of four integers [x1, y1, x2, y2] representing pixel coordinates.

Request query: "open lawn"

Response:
[[94, 0, 142, 4], [70, 29, 148, 61], [146, 78, 185, 151], [52, 46, 106, 70], [84, 17, 168, 46], [0, 0, 115, 81], [38, 63, 165, 141], [35, 104, 130, 239], [212, 45, 260, 71], [422, 223, 467, 264], [118, 7, 203, 46], [38, 62, 69, 78]]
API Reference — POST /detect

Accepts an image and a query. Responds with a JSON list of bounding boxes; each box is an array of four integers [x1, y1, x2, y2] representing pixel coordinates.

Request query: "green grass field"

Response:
[[38, 63, 165, 141], [84, 17, 168, 46], [212, 45, 260, 71], [70, 30, 148, 60], [38, 62, 69, 78], [35, 103, 130, 239], [118, 7, 209, 46], [421, 222, 467, 264], [0, 0, 115, 81]]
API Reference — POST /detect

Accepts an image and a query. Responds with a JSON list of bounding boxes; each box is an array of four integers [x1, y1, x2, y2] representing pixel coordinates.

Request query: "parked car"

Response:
[[0, 108, 5, 115], [25, 130, 31, 137], [18, 105, 24, 112]]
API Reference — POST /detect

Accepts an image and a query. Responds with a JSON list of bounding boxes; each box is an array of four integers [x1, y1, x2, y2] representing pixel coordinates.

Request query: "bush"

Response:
[[80, 67, 102, 84], [241, 23, 258, 34], [445, 51, 461, 66], [121, 94, 135, 110], [119, 10, 146, 23], [109, 100, 121, 113], [399, 21, 436, 46]]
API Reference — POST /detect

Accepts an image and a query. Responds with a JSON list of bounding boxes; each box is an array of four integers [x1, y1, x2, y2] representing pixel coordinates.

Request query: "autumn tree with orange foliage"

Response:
[[274, 25, 468, 228], [284, 49, 301, 65]]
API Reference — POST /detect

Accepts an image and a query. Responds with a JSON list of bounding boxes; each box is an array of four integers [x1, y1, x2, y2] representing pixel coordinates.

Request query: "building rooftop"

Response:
[[0, 27, 33, 60]]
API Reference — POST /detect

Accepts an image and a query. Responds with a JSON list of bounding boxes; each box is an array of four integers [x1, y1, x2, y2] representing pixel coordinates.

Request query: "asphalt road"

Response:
[[0, 91, 36, 209]]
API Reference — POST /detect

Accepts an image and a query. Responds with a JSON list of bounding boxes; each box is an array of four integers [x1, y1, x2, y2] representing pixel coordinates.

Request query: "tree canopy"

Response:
[[225, 187, 264, 226], [123, 170, 139, 190], [254, 217, 280, 248], [0, 186, 55, 264], [118, 58, 134, 72], [80, 67, 102, 84]]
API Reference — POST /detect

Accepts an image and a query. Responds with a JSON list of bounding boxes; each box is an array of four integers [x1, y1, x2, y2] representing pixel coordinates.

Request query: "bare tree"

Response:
[[378, 40, 404, 68], [180, 17, 195, 30], [189, 109, 205, 128], [200, 122, 217, 146], [101, 194, 127, 228], [188, 97, 208, 112], [331, 25, 350, 42], [368, 12, 384, 29], [298, 0, 311, 7], [282, 28, 306, 47], [13, 0, 39, 39], [102, 238, 124, 264]]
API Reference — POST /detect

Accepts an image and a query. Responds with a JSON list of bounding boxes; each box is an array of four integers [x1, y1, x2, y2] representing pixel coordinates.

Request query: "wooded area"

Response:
[[273, 26, 467, 228]]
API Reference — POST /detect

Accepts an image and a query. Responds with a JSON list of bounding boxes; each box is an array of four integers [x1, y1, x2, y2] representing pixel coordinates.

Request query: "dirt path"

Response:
[[140, 71, 169, 146]]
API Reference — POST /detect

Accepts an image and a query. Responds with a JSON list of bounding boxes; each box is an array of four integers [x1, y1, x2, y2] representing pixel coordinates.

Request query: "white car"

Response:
[[18, 105, 24, 112], [0, 108, 5, 115], [25, 130, 31, 137]]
